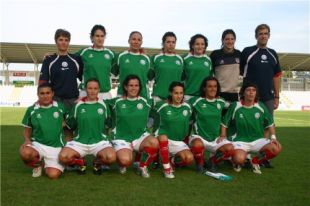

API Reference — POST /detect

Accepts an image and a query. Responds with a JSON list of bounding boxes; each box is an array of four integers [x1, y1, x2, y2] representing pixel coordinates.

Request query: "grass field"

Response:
[[1, 107, 309, 206]]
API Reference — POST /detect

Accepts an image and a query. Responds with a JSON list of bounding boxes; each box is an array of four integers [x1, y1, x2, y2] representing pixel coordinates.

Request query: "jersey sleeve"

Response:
[[222, 102, 237, 128], [66, 104, 77, 130], [21, 106, 33, 128], [111, 53, 120, 76], [39, 57, 51, 84]]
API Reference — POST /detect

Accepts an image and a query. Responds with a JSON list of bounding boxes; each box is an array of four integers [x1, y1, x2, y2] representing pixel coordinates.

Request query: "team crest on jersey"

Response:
[[183, 110, 188, 116], [235, 58, 240, 63], [239, 113, 244, 118], [140, 59, 146, 65], [217, 103, 221, 110], [81, 108, 86, 113], [125, 59, 130, 63], [175, 60, 181, 65], [121, 104, 126, 109], [97, 108, 104, 115], [189, 61, 193, 65], [104, 54, 110, 59], [36, 113, 42, 119], [202, 103, 207, 108], [89, 54, 94, 58], [137, 103, 143, 110], [53, 112, 59, 118], [204, 61, 209, 67], [61, 61, 69, 71], [166, 110, 172, 115], [261, 55, 268, 63], [255, 112, 260, 119]]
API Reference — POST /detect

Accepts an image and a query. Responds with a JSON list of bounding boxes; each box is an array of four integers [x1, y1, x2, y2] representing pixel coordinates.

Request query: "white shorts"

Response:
[[168, 139, 190, 156], [27, 141, 64, 172], [79, 90, 112, 100], [189, 135, 231, 154], [65, 140, 113, 157], [233, 138, 270, 153], [112, 132, 151, 152]]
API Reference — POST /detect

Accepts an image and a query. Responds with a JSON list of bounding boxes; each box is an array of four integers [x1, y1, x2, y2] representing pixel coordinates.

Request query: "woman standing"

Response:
[[155, 82, 193, 178], [113, 31, 151, 98], [183, 34, 212, 100]]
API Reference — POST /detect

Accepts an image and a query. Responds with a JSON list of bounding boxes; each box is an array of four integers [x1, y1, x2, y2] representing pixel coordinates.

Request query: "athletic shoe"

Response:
[[243, 158, 252, 169], [101, 165, 111, 171], [119, 166, 127, 174], [152, 161, 160, 170], [163, 169, 175, 179], [260, 160, 274, 169], [251, 163, 262, 174], [205, 159, 218, 173], [233, 164, 242, 172], [77, 165, 87, 175], [195, 164, 205, 173], [32, 166, 42, 178], [93, 163, 102, 176], [132, 161, 140, 170], [138, 166, 150, 178], [65, 165, 79, 172]]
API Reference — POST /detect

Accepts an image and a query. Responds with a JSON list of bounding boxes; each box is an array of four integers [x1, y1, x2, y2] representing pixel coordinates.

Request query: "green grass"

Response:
[[1, 108, 310, 206]]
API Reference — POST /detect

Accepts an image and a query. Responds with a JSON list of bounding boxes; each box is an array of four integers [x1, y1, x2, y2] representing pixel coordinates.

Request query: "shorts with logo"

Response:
[[65, 140, 113, 157], [112, 132, 151, 152], [27, 141, 64, 172], [189, 135, 232, 153], [233, 138, 270, 153]]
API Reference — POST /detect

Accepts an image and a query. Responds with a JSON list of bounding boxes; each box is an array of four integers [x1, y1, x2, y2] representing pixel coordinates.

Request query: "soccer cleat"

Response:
[[101, 164, 111, 171], [251, 163, 262, 174], [196, 164, 205, 173], [260, 160, 274, 169], [205, 159, 218, 173], [152, 161, 160, 170], [77, 165, 87, 175], [32, 166, 42, 178], [163, 169, 175, 179], [132, 161, 140, 170], [138, 166, 150, 178], [233, 164, 242, 172], [119, 166, 127, 174]]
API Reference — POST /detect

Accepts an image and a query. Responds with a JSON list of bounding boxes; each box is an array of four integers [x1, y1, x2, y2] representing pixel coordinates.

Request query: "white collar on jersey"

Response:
[[205, 98, 217, 102]]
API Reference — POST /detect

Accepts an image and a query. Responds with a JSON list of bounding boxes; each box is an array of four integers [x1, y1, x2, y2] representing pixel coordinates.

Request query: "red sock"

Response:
[[159, 141, 169, 164], [68, 158, 85, 166], [252, 149, 276, 164], [26, 156, 43, 168], [210, 151, 232, 164], [191, 146, 204, 166], [139, 147, 158, 168]]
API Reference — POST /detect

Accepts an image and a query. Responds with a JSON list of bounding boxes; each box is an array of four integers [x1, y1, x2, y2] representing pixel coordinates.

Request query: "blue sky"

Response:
[[1, 0, 309, 55]]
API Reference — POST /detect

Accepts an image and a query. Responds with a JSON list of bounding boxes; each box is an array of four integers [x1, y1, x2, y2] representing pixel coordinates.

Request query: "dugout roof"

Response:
[[1, 42, 310, 71]]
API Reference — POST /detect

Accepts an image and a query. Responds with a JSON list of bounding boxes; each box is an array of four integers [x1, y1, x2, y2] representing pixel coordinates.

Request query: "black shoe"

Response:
[[93, 165, 102, 175], [260, 160, 274, 169], [205, 160, 218, 173], [196, 164, 205, 173], [77, 165, 87, 175], [243, 159, 252, 169], [152, 161, 160, 170]]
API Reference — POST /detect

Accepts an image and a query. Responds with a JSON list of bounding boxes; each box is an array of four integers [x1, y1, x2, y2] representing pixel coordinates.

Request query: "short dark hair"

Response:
[[90, 24, 106, 38], [54, 29, 71, 42], [240, 81, 260, 101], [167, 81, 184, 103], [162, 32, 177, 48], [37, 83, 53, 93], [122, 74, 142, 97], [199, 76, 221, 98], [85, 78, 100, 88], [189, 34, 208, 54], [255, 24, 270, 37]]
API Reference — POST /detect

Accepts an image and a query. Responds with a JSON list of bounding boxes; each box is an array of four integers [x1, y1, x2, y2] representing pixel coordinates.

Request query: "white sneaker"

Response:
[[119, 166, 127, 174], [233, 164, 242, 172], [139, 166, 150, 178], [164, 169, 175, 179], [252, 163, 262, 174], [32, 166, 42, 177]]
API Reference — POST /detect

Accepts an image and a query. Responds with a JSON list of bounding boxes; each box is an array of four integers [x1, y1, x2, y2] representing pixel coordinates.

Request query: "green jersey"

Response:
[[114, 51, 151, 98], [155, 101, 192, 141], [109, 97, 153, 142], [189, 97, 226, 141], [21, 101, 65, 147], [151, 53, 184, 99], [66, 98, 110, 144], [222, 101, 274, 142], [183, 53, 213, 96], [76, 47, 115, 92]]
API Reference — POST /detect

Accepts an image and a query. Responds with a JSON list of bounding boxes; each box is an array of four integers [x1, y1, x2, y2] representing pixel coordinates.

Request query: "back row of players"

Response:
[[20, 24, 282, 179]]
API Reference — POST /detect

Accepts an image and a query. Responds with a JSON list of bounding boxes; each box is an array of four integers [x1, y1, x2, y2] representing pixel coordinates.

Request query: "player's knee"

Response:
[[233, 151, 246, 165], [103, 152, 116, 164], [158, 135, 168, 142], [191, 139, 204, 148], [20, 148, 36, 161], [118, 156, 132, 167], [148, 137, 159, 148], [58, 152, 70, 164], [46, 169, 62, 179], [184, 153, 194, 165]]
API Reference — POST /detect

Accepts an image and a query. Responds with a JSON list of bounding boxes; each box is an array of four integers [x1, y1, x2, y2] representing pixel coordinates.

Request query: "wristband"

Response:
[[271, 134, 277, 140]]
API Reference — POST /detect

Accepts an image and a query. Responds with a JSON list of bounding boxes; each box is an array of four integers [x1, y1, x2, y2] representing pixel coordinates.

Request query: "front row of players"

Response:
[[20, 75, 282, 179]]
